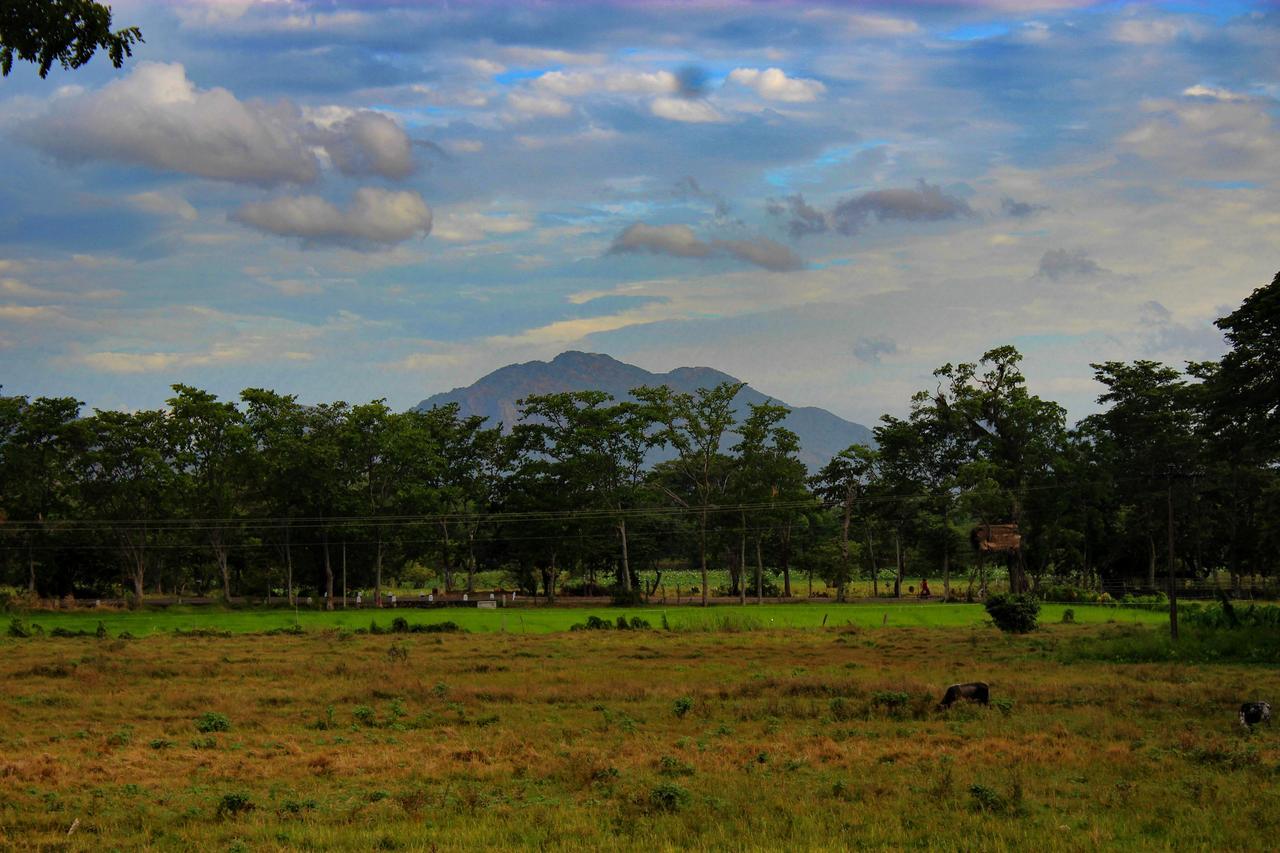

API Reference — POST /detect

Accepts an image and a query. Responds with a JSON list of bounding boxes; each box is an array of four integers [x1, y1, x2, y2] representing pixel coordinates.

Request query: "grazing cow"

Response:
[[938, 682, 990, 710], [1239, 701, 1272, 729]]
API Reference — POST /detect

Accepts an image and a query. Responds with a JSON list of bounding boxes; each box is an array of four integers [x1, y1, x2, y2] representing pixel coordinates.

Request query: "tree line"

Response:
[[2, 271, 1278, 607]]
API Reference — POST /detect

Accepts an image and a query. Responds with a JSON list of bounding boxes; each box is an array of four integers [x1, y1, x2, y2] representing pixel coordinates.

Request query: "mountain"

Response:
[[413, 351, 874, 471]]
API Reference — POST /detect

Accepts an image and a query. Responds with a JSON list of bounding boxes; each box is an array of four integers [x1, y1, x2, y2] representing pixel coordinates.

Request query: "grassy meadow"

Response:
[[10, 601, 1165, 636], [3, 610, 1278, 850]]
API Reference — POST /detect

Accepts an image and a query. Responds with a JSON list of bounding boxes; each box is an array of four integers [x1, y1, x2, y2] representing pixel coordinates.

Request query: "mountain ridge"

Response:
[[414, 351, 874, 470]]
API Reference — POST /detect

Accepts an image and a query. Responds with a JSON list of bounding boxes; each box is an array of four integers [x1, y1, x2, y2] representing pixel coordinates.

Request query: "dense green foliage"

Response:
[[2, 271, 1279, 606], [983, 594, 1041, 633], [0, 0, 142, 77]]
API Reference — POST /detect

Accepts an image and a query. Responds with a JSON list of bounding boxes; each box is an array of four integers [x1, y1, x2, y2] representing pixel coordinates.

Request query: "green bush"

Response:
[[649, 782, 691, 812], [1037, 583, 1093, 602], [8, 617, 34, 638], [195, 712, 231, 733], [390, 616, 410, 633], [1061, 608, 1075, 624], [984, 594, 1040, 633], [217, 792, 254, 818], [672, 696, 693, 718]]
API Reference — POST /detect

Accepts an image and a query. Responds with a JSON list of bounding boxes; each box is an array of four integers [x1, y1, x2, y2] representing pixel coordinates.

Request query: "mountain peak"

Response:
[[414, 352, 872, 469]]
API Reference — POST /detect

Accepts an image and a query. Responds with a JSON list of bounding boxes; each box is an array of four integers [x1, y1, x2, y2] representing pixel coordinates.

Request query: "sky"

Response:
[[1, 0, 1278, 427]]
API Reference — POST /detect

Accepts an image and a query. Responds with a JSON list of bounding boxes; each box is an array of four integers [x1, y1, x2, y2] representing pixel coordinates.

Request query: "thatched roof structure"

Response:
[[971, 523, 1021, 553]]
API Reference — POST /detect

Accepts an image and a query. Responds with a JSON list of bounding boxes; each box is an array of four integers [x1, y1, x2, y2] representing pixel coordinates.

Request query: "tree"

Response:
[[1209, 270, 1280, 460], [168, 385, 252, 601], [75, 408, 175, 604], [811, 444, 877, 602], [635, 381, 744, 606], [515, 391, 655, 598], [0, 395, 84, 594], [1, 0, 142, 77]]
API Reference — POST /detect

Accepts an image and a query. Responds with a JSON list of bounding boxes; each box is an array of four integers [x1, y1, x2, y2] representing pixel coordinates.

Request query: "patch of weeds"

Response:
[[217, 792, 255, 818], [1061, 608, 1076, 624], [353, 705, 377, 727], [149, 738, 175, 750], [195, 712, 231, 733], [829, 696, 856, 721], [648, 782, 691, 812], [871, 690, 910, 712], [590, 767, 619, 785], [1185, 742, 1260, 770], [368, 790, 390, 802], [106, 726, 133, 747], [672, 696, 693, 718], [309, 705, 337, 731], [969, 784, 1008, 813], [993, 697, 1015, 716], [658, 756, 695, 777], [190, 736, 217, 750], [279, 798, 318, 817]]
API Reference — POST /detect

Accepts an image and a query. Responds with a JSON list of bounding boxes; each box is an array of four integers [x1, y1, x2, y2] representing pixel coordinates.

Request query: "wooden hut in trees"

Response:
[[970, 523, 1026, 594]]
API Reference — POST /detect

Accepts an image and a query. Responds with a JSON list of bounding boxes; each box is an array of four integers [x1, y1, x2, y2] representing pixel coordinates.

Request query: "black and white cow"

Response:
[[938, 682, 990, 710], [1239, 701, 1271, 729]]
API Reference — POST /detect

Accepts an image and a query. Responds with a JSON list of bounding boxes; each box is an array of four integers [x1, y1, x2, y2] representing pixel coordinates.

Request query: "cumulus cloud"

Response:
[[853, 337, 898, 364], [21, 62, 415, 185], [1036, 248, 1104, 280], [830, 181, 974, 235], [609, 223, 802, 272], [1001, 196, 1049, 218], [727, 68, 826, 103], [650, 97, 725, 123], [234, 188, 432, 248], [310, 110, 415, 180], [531, 69, 679, 98]]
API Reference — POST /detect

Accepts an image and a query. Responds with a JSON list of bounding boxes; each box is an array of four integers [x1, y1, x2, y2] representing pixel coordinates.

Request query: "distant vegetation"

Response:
[[2, 270, 1278, 610]]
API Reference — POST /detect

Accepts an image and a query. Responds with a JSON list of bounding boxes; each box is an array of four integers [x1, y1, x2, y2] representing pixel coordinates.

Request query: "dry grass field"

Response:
[[2, 621, 1278, 850]]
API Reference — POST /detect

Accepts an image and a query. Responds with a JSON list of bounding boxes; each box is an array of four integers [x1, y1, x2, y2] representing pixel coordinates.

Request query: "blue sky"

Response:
[[1, 0, 1278, 425]]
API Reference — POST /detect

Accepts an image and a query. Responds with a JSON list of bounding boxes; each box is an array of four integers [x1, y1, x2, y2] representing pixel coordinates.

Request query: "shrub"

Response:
[[969, 784, 1008, 813], [658, 755, 695, 777], [984, 594, 1040, 633], [149, 738, 175, 750], [217, 792, 255, 818], [386, 643, 409, 663], [648, 782, 691, 812], [993, 697, 1015, 716], [409, 621, 461, 634], [871, 690, 910, 710], [353, 705, 377, 727], [390, 616, 410, 634], [1061, 608, 1075, 624], [1036, 583, 1092, 603], [629, 616, 651, 630], [672, 696, 693, 718], [7, 617, 34, 638], [195, 712, 231, 733]]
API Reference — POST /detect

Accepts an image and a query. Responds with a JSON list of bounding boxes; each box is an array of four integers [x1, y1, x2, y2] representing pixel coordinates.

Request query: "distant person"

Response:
[[920, 579, 932, 599]]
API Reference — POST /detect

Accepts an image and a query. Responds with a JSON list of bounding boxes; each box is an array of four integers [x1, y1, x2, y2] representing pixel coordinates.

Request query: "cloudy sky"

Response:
[[2, 0, 1278, 426]]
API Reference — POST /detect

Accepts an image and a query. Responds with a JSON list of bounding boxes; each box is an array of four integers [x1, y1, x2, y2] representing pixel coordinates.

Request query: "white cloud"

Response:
[[506, 91, 573, 118], [234, 188, 433, 247], [432, 211, 535, 243], [24, 62, 317, 185], [1111, 17, 1202, 45], [727, 68, 826, 103], [127, 190, 198, 221], [1122, 98, 1280, 182], [23, 62, 415, 184], [650, 97, 726, 123], [531, 69, 679, 98], [1182, 84, 1249, 103]]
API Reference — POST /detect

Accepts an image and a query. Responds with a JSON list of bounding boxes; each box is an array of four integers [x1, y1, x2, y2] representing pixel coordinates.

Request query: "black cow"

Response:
[[938, 682, 990, 710], [1239, 701, 1272, 729]]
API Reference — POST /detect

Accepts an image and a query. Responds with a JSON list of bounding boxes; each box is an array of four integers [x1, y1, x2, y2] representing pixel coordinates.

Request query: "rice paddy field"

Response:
[[2, 607, 1278, 851]]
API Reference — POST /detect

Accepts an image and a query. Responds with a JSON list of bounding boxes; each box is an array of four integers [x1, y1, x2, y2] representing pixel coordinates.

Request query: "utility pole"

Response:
[[1167, 475, 1178, 641]]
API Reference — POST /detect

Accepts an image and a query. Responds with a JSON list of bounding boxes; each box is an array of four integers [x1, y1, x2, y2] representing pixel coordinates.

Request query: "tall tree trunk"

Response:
[[27, 540, 36, 595], [618, 515, 632, 594], [699, 506, 709, 607], [466, 528, 477, 594], [781, 519, 792, 598], [323, 538, 334, 611], [866, 521, 878, 597], [285, 536, 295, 607], [739, 515, 747, 606], [755, 536, 764, 604], [214, 537, 232, 602], [343, 540, 349, 609], [839, 496, 852, 603], [440, 521, 453, 592], [893, 529, 903, 598], [942, 503, 951, 599], [374, 533, 383, 608]]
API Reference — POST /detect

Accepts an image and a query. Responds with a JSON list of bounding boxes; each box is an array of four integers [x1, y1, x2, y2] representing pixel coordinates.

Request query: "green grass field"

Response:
[[14, 601, 1166, 636]]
